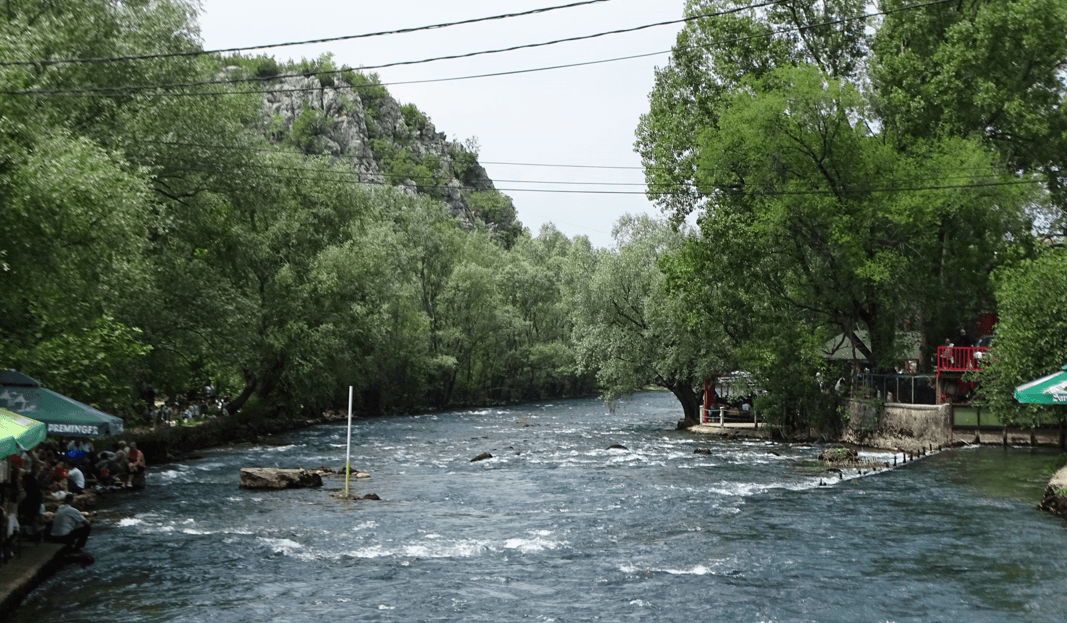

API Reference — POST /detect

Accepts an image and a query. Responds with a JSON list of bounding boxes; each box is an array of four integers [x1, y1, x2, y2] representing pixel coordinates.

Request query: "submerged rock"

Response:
[[471, 452, 493, 462], [239, 468, 323, 490], [693, 447, 712, 455], [607, 444, 628, 451]]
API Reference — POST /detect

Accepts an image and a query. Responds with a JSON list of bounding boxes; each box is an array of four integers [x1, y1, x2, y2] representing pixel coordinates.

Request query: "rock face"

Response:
[[239, 468, 323, 490], [256, 74, 517, 237], [1038, 465, 1067, 519]]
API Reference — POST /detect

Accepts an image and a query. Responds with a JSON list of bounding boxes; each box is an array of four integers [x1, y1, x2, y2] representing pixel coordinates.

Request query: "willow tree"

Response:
[[564, 215, 730, 426]]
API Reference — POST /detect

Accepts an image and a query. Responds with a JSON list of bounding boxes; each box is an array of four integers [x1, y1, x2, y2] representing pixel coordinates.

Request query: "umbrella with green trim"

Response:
[[0, 369, 124, 437], [0, 407, 46, 458], [1014, 365, 1067, 405]]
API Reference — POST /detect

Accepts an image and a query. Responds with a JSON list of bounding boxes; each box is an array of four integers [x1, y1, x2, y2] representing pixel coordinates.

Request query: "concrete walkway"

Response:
[[0, 542, 65, 620]]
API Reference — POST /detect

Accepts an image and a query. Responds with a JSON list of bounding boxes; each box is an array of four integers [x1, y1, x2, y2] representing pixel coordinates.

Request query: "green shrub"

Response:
[[401, 103, 430, 133], [289, 105, 334, 155]]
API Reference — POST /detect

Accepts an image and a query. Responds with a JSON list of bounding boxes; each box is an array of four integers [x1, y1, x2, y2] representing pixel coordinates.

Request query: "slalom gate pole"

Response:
[[345, 385, 353, 496]]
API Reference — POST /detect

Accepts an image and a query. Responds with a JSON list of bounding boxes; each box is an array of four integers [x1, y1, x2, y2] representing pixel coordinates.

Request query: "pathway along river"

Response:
[[11, 392, 1067, 622]]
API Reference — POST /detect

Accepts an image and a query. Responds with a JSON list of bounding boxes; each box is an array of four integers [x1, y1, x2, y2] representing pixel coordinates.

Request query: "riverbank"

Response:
[[0, 544, 64, 621]]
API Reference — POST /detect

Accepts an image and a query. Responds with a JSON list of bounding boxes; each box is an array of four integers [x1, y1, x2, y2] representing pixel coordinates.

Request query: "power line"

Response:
[[150, 161, 1043, 196], [0, 0, 785, 97], [0, 0, 955, 99], [131, 140, 1009, 179], [0, 0, 615, 67]]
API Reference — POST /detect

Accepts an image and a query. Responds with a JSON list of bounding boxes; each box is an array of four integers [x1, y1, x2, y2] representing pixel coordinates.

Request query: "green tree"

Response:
[[565, 215, 726, 425], [871, 0, 1067, 232], [691, 65, 1030, 371], [974, 248, 1067, 431]]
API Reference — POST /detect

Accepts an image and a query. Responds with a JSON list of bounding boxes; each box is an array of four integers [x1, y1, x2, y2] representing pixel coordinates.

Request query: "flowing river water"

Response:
[[10, 392, 1067, 622]]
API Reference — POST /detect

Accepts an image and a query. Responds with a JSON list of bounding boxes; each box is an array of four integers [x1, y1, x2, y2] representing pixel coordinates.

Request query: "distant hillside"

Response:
[[222, 59, 522, 244]]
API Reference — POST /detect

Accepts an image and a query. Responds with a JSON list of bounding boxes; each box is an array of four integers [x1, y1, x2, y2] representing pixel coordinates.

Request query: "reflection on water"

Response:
[[10, 392, 1067, 623]]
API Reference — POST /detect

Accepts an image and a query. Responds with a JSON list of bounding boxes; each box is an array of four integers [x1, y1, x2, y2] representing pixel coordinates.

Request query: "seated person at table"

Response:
[[49, 493, 91, 551]]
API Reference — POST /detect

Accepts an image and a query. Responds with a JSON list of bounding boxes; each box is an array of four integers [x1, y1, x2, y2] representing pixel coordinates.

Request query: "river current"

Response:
[[10, 392, 1067, 622]]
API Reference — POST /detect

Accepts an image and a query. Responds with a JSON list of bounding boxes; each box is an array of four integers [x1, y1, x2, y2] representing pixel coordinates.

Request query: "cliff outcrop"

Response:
[[239, 71, 519, 240]]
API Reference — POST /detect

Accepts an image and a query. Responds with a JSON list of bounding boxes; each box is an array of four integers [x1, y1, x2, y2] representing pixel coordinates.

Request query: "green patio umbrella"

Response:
[[0, 407, 46, 458], [0, 369, 124, 437], [1013, 364, 1067, 405]]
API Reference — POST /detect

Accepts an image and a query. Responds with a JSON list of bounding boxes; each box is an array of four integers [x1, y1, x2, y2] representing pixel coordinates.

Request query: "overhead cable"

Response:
[[0, 0, 616, 67], [0, 0, 955, 98], [151, 162, 1043, 196], [0, 0, 784, 96]]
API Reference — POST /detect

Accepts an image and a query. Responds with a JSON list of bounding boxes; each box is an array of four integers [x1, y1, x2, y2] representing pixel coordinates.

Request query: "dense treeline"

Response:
[[631, 0, 1067, 431], [0, 0, 593, 423], [4, 0, 1067, 436]]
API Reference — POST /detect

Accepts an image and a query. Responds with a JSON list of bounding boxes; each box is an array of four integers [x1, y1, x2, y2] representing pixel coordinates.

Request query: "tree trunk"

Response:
[[665, 379, 701, 428], [226, 377, 257, 415]]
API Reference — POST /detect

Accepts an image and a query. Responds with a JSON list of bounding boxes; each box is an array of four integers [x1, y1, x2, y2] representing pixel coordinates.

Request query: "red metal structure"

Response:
[[935, 346, 991, 404]]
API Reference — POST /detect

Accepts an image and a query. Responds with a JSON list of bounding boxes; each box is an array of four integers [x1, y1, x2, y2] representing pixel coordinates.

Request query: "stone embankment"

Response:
[[840, 400, 953, 454]]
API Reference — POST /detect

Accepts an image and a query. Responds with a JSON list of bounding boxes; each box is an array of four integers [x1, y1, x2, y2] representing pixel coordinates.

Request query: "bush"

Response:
[[289, 105, 334, 154], [400, 103, 430, 133]]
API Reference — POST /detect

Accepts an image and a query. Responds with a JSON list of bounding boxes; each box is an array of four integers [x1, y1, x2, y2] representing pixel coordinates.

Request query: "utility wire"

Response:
[[0, 0, 786, 96], [151, 161, 1043, 196], [131, 140, 1009, 179], [128, 144, 1019, 185], [0, 0, 954, 98], [0, 0, 616, 67]]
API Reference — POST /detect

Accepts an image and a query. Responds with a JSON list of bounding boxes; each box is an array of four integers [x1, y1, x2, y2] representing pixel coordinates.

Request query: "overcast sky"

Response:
[[196, 0, 689, 248]]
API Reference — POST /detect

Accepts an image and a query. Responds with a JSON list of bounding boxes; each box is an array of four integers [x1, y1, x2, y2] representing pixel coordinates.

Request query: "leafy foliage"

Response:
[[974, 249, 1067, 427]]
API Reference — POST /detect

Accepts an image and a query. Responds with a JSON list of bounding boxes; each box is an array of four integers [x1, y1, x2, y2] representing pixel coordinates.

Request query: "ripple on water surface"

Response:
[[10, 392, 1067, 623]]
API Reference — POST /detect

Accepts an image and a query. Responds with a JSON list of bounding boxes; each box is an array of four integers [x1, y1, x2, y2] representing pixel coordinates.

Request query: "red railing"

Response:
[[936, 346, 991, 373]]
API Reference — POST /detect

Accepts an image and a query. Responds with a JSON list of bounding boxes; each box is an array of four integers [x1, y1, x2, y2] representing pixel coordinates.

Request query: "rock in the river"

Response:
[[334, 465, 370, 478], [818, 447, 859, 464], [1039, 465, 1067, 519], [607, 444, 628, 451], [471, 452, 493, 463], [239, 468, 323, 490], [363, 493, 381, 500], [693, 447, 712, 455]]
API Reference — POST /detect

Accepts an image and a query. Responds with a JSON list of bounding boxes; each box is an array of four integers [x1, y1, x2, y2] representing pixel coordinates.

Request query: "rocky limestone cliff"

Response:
[[248, 73, 518, 238]]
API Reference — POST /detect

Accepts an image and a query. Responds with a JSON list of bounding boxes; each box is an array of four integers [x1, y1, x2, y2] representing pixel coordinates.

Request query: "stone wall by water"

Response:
[[841, 400, 952, 452]]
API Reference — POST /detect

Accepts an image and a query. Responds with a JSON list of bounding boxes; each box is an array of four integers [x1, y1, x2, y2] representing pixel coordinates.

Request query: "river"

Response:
[[10, 392, 1067, 622]]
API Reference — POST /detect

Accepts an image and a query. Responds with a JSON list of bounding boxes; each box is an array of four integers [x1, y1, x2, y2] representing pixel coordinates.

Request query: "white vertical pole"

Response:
[[344, 385, 353, 496]]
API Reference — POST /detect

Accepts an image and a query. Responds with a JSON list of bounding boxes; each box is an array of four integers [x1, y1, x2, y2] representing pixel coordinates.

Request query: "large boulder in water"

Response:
[[1039, 465, 1067, 519], [239, 468, 323, 490]]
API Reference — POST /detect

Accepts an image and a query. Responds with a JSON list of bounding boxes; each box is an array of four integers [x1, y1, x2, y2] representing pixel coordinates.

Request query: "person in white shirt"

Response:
[[67, 462, 85, 493], [49, 494, 91, 551]]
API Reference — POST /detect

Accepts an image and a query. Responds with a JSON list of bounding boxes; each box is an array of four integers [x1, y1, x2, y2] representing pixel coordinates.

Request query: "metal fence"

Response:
[[855, 373, 938, 405]]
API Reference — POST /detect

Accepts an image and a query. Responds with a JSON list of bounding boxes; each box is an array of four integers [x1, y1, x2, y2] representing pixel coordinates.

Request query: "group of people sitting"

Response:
[[1, 439, 147, 558], [62, 439, 146, 490], [151, 396, 230, 425]]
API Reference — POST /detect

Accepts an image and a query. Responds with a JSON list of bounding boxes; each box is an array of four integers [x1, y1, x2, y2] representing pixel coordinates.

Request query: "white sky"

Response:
[[196, 0, 689, 248]]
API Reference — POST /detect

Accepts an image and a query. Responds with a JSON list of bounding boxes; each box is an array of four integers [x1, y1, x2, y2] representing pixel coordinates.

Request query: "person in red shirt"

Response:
[[126, 442, 145, 488]]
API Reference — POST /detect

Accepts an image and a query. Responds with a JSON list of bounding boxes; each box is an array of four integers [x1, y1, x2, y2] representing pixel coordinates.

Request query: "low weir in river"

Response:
[[10, 392, 1067, 622]]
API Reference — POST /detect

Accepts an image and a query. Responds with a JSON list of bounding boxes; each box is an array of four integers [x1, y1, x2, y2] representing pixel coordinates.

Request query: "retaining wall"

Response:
[[841, 400, 952, 452], [843, 399, 1064, 450]]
